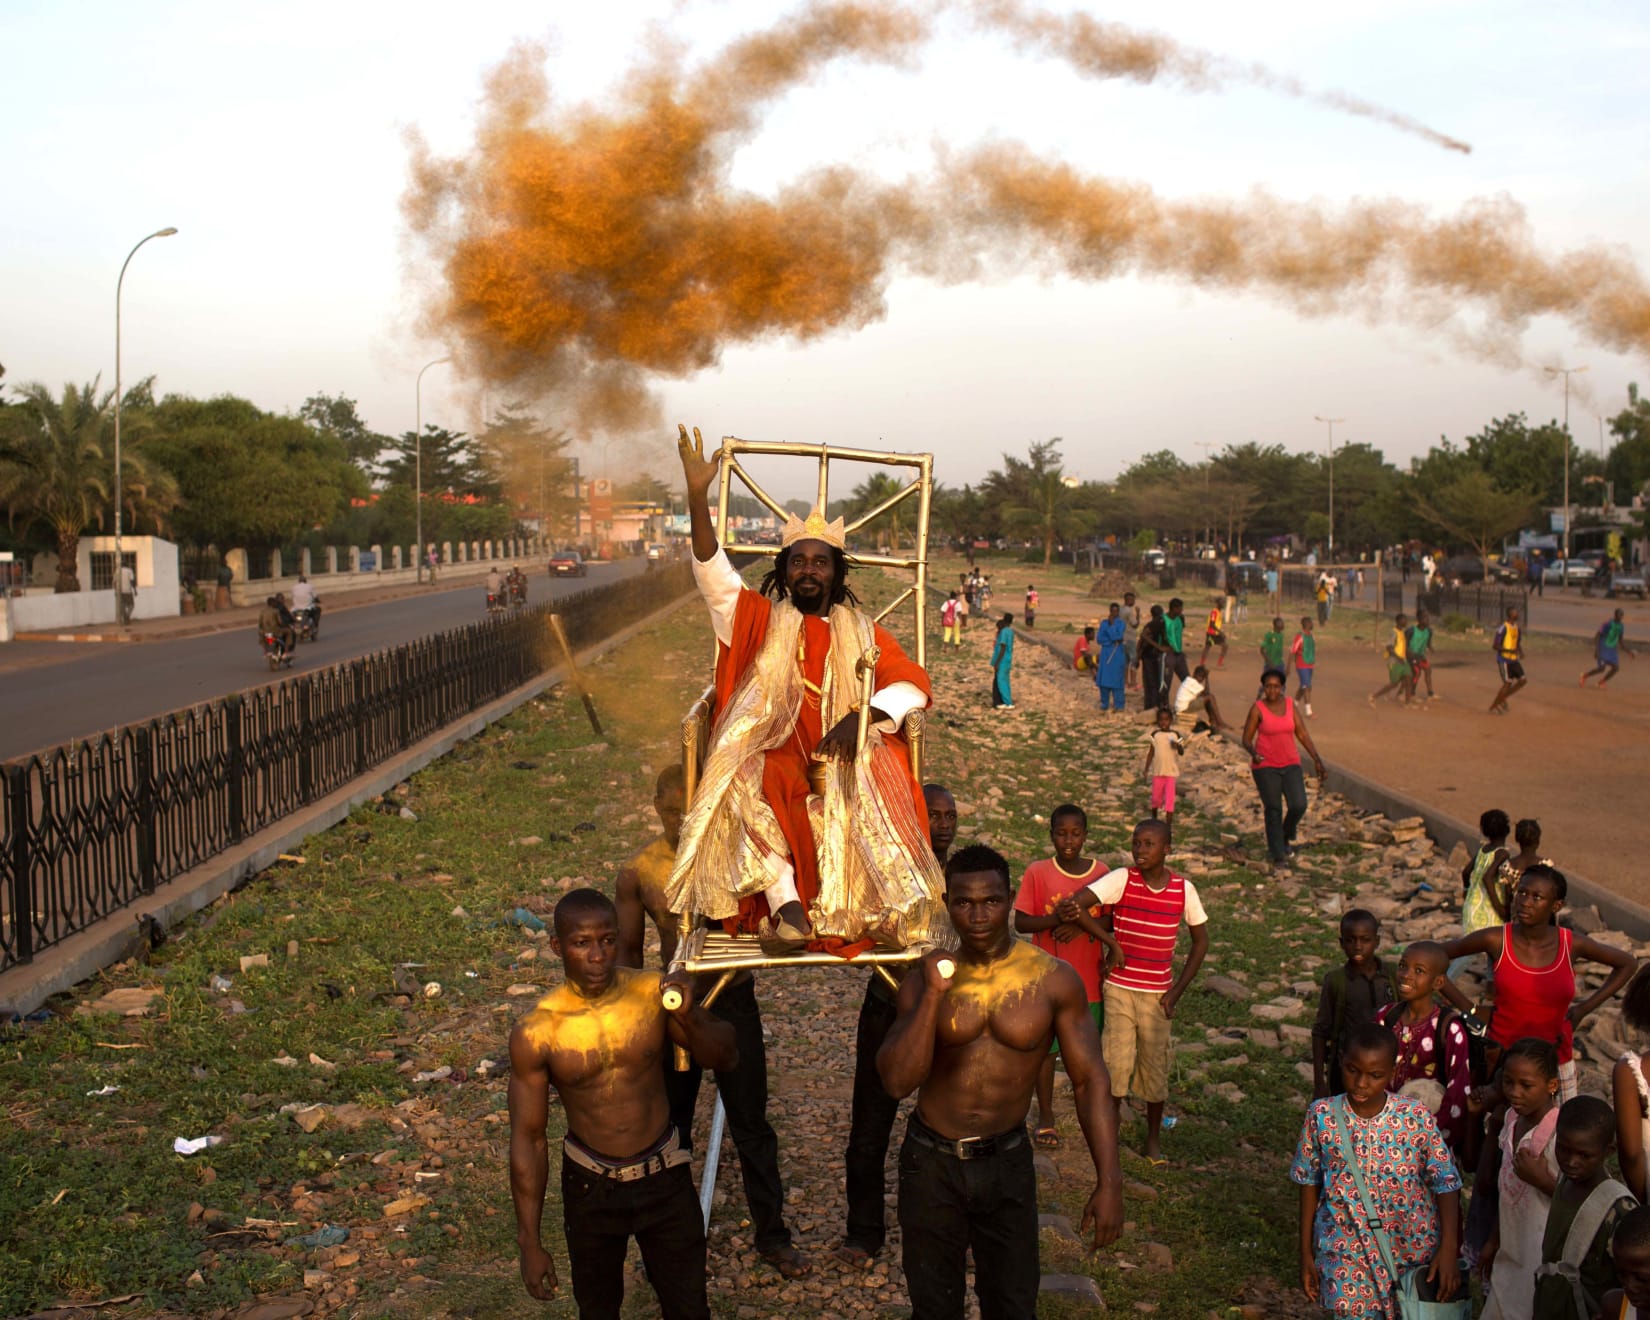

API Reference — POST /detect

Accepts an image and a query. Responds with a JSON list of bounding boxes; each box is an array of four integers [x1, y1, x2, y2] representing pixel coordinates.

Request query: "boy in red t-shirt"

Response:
[[1013, 804, 1124, 1146], [1057, 819, 1209, 1160]]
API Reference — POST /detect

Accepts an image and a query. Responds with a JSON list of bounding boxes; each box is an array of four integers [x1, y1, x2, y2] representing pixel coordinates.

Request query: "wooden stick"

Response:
[[547, 613, 604, 736]]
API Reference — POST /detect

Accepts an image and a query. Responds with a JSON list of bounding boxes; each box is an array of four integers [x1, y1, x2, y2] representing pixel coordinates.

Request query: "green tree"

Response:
[[299, 393, 391, 470], [0, 379, 178, 591], [1412, 470, 1537, 578], [842, 472, 916, 551], [146, 394, 362, 550], [1606, 383, 1650, 499], [474, 404, 574, 538]]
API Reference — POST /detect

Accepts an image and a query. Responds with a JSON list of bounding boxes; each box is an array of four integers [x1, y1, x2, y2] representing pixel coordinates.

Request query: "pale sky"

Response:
[[4, 0, 1647, 502]]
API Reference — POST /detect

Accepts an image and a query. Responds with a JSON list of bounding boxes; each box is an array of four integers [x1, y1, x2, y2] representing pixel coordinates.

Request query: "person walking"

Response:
[[990, 612, 1016, 709], [1095, 603, 1127, 713], [1241, 667, 1328, 871], [1024, 585, 1038, 629]]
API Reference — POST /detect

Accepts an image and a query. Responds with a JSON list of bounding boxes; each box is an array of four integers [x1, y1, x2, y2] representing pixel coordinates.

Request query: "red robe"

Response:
[[715, 589, 931, 932]]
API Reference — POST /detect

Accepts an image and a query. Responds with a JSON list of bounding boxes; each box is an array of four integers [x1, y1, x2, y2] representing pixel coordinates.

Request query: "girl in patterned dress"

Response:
[[1292, 1022, 1464, 1318], [1379, 941, 1473, 1154], [1481, 1037, 1561, 1320]]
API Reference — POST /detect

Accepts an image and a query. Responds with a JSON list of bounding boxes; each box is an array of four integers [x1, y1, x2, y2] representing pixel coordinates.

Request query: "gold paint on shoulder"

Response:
[[522, 966, 662, 1058], [632, 837, 678, 911], [947, 941, 1054, 1013]]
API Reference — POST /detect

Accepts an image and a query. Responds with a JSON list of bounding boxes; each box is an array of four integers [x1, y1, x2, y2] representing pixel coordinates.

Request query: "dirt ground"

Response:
[[949, 554, 1650, 907]]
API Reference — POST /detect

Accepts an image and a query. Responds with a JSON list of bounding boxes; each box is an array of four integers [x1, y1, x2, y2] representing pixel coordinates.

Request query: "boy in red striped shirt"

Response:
[[1057, 819, 1209, 1161]]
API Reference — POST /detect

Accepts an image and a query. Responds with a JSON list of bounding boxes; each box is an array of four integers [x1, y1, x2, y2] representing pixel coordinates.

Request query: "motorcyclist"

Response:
[[509, 565, 526, 603], [486, 565, 503, 607], [258, 593, 296, 658], [290, 573, 321, 635]]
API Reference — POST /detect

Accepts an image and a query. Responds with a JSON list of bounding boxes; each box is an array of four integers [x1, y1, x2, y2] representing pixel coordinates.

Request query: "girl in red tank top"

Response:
[[1439, 865, 1638, 1100]]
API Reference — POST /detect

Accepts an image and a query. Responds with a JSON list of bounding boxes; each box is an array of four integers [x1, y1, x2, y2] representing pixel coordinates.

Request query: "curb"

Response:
[[0, 588, 697, 1018], [1012, 622, 1650, 941]]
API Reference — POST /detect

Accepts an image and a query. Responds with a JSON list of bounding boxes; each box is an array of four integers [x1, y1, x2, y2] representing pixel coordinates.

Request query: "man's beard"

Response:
[[790, 579, 829, 613]]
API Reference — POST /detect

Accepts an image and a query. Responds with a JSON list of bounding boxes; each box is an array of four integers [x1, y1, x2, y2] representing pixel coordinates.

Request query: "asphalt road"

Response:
[[0, 560, 646, 764]]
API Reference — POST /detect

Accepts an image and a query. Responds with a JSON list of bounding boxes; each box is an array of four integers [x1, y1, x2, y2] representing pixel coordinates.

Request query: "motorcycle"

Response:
[[486, 590, 505, 615], [508, 576, 527, 608], [261, 631, 294, 672], [292, 603, 321, 643]]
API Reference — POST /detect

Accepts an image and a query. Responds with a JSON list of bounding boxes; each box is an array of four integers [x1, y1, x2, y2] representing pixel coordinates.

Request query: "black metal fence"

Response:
[[1378, 578, 1530, 630], [0, 563, 694, 972]]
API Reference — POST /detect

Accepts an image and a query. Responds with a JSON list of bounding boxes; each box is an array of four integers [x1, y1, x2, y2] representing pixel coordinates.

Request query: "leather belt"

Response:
[[563, 1129, 690, 1182], [907, 1116, 1027, 1161]]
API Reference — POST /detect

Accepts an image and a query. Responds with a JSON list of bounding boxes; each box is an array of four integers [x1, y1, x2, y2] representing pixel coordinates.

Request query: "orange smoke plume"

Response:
[[404, 4, 1647, 433], [969, 0, 1472, 155]]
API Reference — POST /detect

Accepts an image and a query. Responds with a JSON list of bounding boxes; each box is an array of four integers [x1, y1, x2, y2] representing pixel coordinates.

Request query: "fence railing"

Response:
[[0, 563, 694, 972]]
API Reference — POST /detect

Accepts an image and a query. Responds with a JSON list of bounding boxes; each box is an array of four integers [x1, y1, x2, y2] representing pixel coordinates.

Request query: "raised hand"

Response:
[[676, 424, 719, 497]]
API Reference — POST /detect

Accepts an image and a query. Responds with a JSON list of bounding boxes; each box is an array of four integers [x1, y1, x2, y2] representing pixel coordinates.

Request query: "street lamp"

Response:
[[114, 226, 178, 619], [1315, 416, 1345, 562], [414, 357, 451, 583], [1544, 365, 1587, 562]]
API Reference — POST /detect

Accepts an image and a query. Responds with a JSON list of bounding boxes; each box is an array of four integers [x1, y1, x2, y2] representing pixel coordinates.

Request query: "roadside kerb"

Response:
[[1007, 622, 1650, 941], [0, 587, 697, 1017]]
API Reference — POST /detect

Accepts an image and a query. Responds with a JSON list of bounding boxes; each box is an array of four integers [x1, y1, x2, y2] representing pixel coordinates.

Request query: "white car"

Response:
[[1541, 559, 1598, 585]]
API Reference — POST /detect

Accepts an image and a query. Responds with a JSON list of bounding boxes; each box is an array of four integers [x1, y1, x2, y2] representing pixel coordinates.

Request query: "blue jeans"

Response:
[[1251, 764, 1307, 861]]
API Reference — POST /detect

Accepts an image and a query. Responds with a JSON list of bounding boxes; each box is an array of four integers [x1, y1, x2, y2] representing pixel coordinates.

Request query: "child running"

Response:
[[1200, 597, 1229, 669], [1379, 940, 1472, 1153], [1369, 612, 1413, 706], [1492, 605, 1528, 715], [1312, 909, 1398, 1100], [1291, 1021, 1463, 1317], [1481, 1037, 1562, 1320], [1532, 1096, 1636, 1320], [1602, 1207, 1650, 1320], [1292, 616, 1318, 718], [1140, 706, 1184, 836], [1056, 818, 1208, 1162], [1582, 609, 1634, 689], [1012, 804, 1124, 1147]]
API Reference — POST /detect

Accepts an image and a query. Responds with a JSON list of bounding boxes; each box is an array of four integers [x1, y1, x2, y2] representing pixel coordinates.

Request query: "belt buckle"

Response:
[[953, 1135, 991, 1160]]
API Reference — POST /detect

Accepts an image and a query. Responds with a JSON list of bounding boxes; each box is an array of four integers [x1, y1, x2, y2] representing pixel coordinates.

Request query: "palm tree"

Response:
[[1005, 470, 1093, 567], [843, 472, 913, 551], [0, 379, 178, 591]]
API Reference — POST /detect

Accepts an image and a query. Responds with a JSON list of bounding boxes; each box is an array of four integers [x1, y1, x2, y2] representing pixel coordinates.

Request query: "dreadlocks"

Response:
[[758, 544, 859, 609]]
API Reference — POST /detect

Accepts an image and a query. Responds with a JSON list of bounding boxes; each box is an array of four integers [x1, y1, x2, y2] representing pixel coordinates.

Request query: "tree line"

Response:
[[0, 368, 589, 592]]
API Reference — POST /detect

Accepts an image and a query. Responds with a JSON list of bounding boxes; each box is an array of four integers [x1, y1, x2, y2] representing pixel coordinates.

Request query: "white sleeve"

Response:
[[692, 547, 746, 647], [870, 680, 927, 731], [1182, 880, 1208, 927], [1086, 867, 1131, 906]]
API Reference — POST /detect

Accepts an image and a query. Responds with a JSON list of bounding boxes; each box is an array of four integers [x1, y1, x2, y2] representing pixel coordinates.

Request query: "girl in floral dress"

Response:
[[1292, 1022, 1463, 1318]]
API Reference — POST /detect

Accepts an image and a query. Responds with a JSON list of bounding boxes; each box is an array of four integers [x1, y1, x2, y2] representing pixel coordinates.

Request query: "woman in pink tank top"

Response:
[[1240, 667, 1327, 870], [1442, 864, 1637, 1101]]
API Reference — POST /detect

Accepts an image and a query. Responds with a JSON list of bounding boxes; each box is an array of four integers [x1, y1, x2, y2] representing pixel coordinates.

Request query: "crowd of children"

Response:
[[1291, 800, 1647, 1319]]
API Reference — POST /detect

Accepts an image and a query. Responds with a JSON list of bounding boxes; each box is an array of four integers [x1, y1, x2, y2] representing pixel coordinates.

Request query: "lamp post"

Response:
[[414, 357, 451, 583], [1544, 365, 1587, 562], [114, 226, 178, 616], [1314, 416, 1344, 562]]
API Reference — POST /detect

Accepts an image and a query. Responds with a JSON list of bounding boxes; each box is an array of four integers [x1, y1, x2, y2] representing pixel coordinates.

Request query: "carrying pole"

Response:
[[547, 614, 604, 735]]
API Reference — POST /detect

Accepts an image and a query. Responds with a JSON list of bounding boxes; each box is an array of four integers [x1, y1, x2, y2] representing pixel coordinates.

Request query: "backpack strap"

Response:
[[1534, 1179, 1631, 1317], [1332, 1098, 1401, 1289]]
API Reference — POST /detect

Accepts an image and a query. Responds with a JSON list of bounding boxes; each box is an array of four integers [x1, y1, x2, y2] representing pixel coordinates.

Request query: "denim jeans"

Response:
[[561, 1159, 710, 1319], [1252, 763, 1307, 861], [843, 974, 901, 1253], [662, 977, 793, 1253], [898, 1115, 1039, 1320]]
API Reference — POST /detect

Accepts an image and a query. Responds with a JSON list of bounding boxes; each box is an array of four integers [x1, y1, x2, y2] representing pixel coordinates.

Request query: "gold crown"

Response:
[[780, 508, 846, 551]]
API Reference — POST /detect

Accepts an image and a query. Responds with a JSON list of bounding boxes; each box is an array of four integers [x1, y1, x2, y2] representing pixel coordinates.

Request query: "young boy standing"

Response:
[[1378, 940, 1472, 1152], [1533, 1096, 1637, 1319], [1310, 909, 1397, 1099], [1140, 706, 1185, 836], [1259, 615, 1288, 683], [1056, 819, 1209, 1161], [1291, 617, 1317, 718], [1013, 805, 1125, 1145]]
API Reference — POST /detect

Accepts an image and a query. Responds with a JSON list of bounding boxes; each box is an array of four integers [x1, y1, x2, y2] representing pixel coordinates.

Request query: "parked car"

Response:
[[645, 542, 669, 562], [1609, 568, 1648, 600], [548, 549, 587, 578], [1438, 555, 1521, 586], [1141, 548, 1166, 570], [1541, 558, 1597, 585]]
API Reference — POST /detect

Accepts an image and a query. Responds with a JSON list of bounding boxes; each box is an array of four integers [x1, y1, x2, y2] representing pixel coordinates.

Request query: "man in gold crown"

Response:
[[666, 426, 943, 953]]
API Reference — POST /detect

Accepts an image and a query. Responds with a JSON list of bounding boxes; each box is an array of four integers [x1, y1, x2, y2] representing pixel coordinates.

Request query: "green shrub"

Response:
[[1440, 611, 1473, 634]]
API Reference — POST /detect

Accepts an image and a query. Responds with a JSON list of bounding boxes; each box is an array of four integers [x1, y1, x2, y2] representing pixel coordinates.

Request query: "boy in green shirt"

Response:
[[1581, 608, 1633, 689], [1290, 617, 1317, 718], [1405, 607, 1435, 700]]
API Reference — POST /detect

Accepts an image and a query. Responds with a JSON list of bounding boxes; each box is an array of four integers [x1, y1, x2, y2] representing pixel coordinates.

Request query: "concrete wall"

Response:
[[11, 536, 181, 630]]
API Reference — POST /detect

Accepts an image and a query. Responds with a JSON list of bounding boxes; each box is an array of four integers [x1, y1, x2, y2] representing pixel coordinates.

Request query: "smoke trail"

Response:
[[404, 5, 1647, 434], [969, 0, 1472, 155]]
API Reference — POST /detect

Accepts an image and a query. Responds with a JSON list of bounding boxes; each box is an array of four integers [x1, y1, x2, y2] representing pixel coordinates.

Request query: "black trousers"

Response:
[[1140, 651, 1163, 710], [663, 976, 792, 1253], [561, 1159, 709, 1320], [897, 1116, 1039, 1320], [843, 974, 901, 1253]]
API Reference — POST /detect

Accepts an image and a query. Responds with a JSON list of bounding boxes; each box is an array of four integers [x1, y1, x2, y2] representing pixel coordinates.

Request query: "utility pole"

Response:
[[1314, 416, 1345, 562], [1544, 366, 1587, 562], [1194, 440, 1216, 553]]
